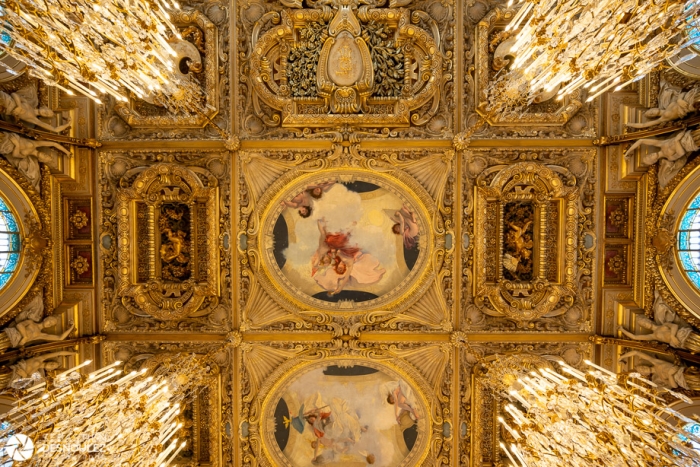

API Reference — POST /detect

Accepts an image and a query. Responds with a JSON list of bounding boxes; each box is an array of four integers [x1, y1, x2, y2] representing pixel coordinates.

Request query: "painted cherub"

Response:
[[391, 203, 420, 249], [507, 221, 533, 257], [383, 380, 420, 424], [282, 181, 335, 218]]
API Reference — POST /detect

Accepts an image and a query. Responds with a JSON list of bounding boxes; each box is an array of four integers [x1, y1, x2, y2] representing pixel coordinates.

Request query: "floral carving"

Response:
[[70, 255, 90, 275], [69, 209, 89, 230]]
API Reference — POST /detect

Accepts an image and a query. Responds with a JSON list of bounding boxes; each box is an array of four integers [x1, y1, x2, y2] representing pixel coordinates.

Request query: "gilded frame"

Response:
[[255, 169, 434, 315], [249, 352, 443, 467], [115, 163, 221, 321], [248, 5, 442, 128], [472, 162, 578, 322]]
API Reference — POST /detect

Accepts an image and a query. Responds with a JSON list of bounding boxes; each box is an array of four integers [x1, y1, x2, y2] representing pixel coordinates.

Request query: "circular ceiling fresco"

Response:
[[258, 170, 433, 314], [261, 358, 430, 467]]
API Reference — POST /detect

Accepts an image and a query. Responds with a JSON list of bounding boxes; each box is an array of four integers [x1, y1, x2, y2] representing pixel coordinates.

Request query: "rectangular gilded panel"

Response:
[[604, 197, 632, 239]]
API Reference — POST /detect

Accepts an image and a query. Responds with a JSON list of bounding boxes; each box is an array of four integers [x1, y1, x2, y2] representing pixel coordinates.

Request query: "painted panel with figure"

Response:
[[262, 172, 431, 312], [264, 362, 428, 467]]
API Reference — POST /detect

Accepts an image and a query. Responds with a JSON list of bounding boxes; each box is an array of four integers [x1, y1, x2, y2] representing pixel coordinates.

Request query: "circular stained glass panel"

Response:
[[0, 195, 20, 291]]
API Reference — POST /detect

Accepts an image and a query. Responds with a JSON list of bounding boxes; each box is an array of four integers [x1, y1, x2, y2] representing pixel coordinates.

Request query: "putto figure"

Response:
[[282, 181, 336, 218]]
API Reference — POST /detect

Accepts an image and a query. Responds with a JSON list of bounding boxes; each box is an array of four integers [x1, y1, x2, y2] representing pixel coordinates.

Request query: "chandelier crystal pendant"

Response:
[[0, 0, 207, 114], [486, 0, 700, 116], [0, 353, 208, 466], [498, 360, 700, 467]]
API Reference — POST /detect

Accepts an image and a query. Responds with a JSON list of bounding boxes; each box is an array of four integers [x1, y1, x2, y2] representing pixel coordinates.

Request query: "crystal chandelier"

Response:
[[0, 0, 206, 114], [497, 359, 700, 466], [0, 353, 207, 466], [485, 0, 700, 116]]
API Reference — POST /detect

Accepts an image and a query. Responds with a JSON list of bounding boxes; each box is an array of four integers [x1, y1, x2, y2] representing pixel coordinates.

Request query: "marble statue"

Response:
[[0, 131, 70, 189], [0, 351, 76, 390], [0, 296, 74, 353], [620, 350, 700, 391], [0, 86, 71, 133], [625, 129, 700, 188], [626, 81, 698, 129], [618, 292, 700, 352]]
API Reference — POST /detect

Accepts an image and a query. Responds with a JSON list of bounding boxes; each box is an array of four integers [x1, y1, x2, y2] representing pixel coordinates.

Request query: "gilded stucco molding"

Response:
[[462, 148, 596, 331], [0, 160, 54, 325], [238, 0, 455, 140], [237, 145, 454, 333], [644, 157, 700, 328], [240, 341, 451, 467], [98, 150, 231, 332]]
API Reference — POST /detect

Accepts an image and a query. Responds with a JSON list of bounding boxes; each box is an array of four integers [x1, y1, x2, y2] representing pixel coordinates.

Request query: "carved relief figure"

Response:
[[618, 292, 700, 352], [0, 351, 75, 390], [625, 129, 700, 188], [271, 364, 424, 467], [0, 86, 71, 133], [626, 81, 699, 129], [0, 131, 70, 189], [0, 295, 74, 353], [275, 179, 421, 304], [620, 350, 700, 391]]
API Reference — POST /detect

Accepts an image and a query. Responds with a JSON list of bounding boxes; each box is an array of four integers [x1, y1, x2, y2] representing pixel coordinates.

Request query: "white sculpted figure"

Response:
[[625, 130, 699, 188], [0, 86, 71, 133], [0, 296, 75, 353], [618, 292, 700, 352], [1, 351, 76, 390], [619, 350, 691, 390], [0, 131, 70, 189], [627, 81, 698, 129]]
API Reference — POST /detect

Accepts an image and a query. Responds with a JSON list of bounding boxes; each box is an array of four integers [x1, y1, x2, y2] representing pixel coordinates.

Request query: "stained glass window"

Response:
[[679, 192, 700, 290], [0, 195, 20, 291]]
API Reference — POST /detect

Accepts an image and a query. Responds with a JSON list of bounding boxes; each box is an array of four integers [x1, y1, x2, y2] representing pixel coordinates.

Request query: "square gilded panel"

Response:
[[66, 244, 94, 287], [64, 198, 92, 241], [604, 197, 632, 239], [603, 245, 629, 285]]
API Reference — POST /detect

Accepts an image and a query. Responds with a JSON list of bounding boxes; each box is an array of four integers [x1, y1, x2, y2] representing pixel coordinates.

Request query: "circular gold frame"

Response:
[[258, 355, 433, 467], [255, 169, 436, 315]]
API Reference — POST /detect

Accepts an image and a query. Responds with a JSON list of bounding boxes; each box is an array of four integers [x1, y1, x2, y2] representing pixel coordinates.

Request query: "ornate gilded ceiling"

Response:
[[4, 0, 700, 465]]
